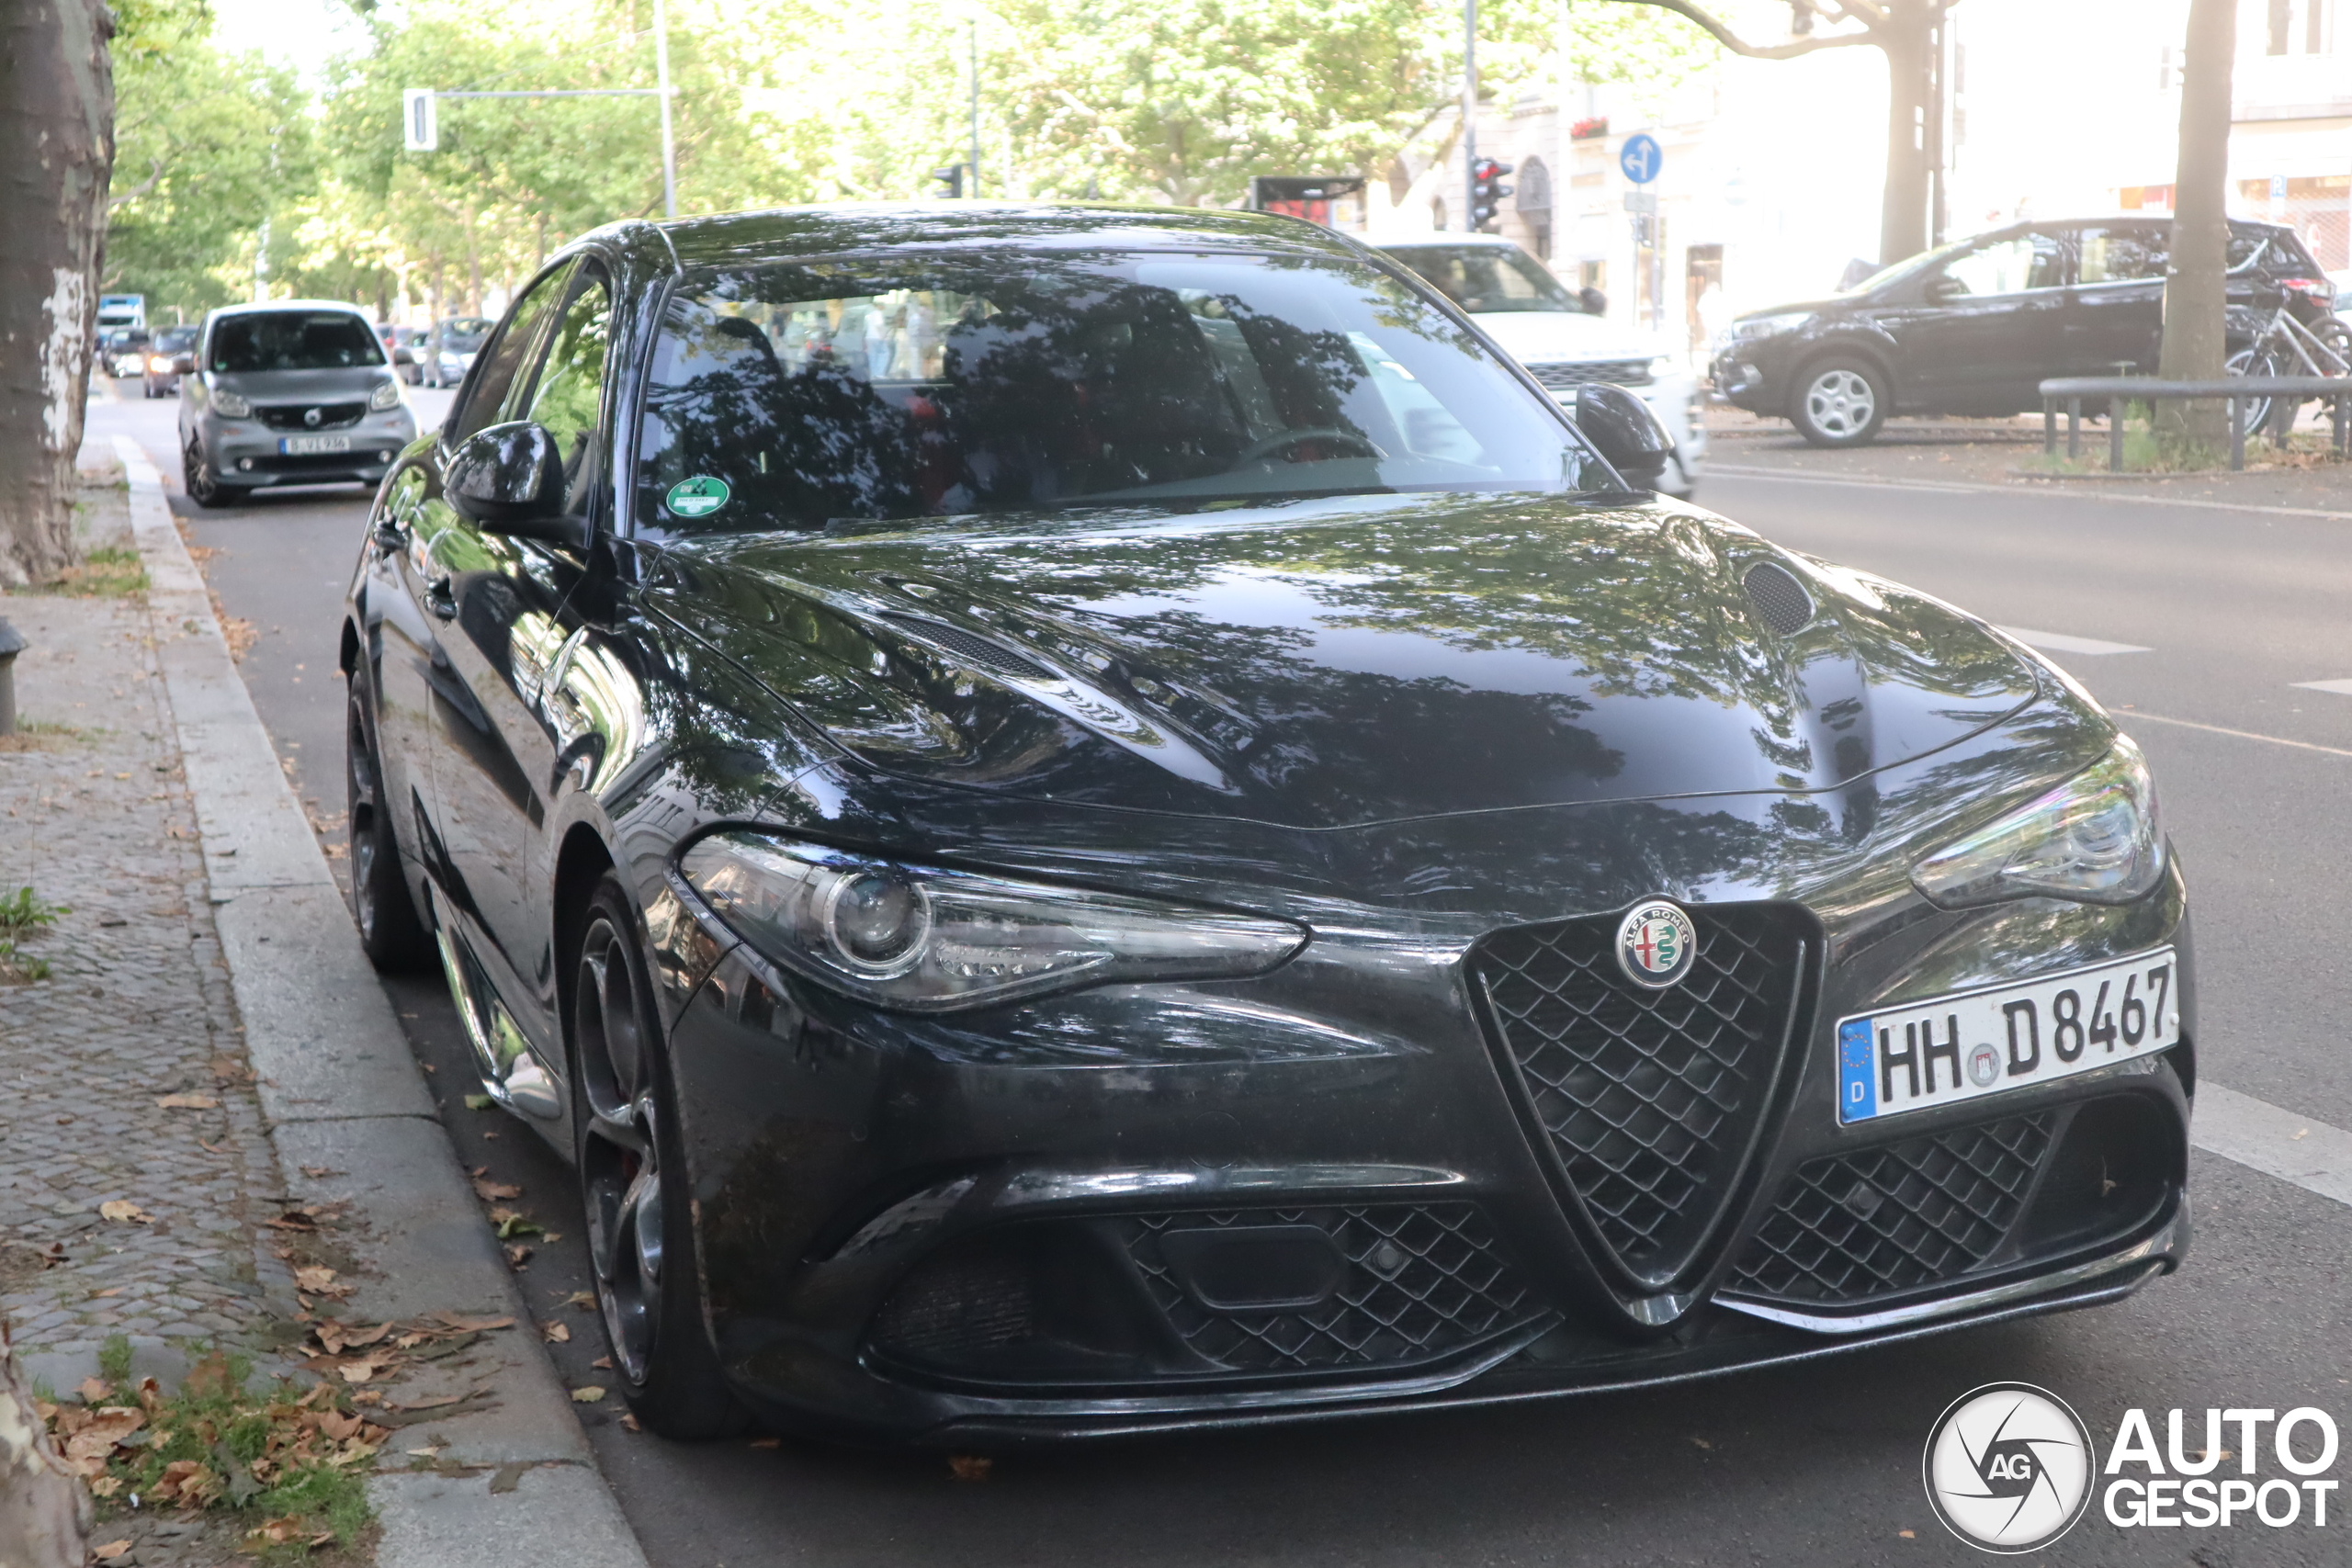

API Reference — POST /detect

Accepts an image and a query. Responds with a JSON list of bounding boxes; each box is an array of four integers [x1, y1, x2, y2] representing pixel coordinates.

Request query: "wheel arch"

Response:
[[551, 823, 622, 1032]]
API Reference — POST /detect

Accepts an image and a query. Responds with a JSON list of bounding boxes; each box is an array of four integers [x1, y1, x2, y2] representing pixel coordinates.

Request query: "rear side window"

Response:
[[209, 312, 383, 372], [2077, 225, 2168, 283]]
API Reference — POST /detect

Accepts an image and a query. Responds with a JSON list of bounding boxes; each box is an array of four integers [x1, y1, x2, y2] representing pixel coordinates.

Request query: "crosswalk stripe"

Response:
[[1997, 626, 2152, 656], [2194, 1082, 2352, 1210]]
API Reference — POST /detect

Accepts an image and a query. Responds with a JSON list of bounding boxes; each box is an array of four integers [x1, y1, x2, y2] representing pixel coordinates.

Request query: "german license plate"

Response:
[[1837, 949, 2178, 1124], [278, 434, 352, 456]]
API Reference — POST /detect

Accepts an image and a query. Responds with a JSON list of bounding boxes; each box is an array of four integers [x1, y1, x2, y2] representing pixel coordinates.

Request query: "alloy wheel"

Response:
[[577, 914, 667, 1384], [1804, 368, 1877, 439]]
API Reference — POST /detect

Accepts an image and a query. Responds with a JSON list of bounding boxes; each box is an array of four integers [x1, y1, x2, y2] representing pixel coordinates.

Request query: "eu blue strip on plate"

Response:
[[1838, 1018, 1877, 1122]]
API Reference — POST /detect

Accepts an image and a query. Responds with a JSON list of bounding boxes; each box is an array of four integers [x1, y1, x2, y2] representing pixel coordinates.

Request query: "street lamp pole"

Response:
[[1461, 0, 1477, 232], [654, 0, 678, 219]]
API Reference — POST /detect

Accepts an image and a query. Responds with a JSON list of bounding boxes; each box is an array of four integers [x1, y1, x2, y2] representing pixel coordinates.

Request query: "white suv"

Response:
[[1371, 234, 1704, 496]]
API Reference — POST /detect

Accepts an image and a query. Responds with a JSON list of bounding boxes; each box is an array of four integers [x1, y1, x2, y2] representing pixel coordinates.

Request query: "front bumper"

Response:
[[655, 853, 2195, 1446], [200, 409, 416, 487]]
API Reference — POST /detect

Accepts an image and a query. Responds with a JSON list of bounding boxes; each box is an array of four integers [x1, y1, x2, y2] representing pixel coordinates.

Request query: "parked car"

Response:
[[1713, 216, 2334, 446], [178, 300, 418, 507], [376, 322, 426, 385], [141, 326, 198, 398], [344, 203, 2190, 1446], [423, 315, 494, 387], [1374, 233, 1705, 495], [100, 327, 153, 379]]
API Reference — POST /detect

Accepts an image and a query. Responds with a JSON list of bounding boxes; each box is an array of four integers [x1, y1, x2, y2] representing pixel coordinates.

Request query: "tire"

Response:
[[345, 680, 434, 971], [571, 874, 746, 1439], [1789, 355, 1890, 447], [2224, 346, 2282, 439], [182, 441, 249, 509]]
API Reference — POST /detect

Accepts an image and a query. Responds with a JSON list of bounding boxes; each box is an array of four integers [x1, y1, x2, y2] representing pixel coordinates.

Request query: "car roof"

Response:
[[1363, 233, 1521, 250], [639, 201, 1363, 272]]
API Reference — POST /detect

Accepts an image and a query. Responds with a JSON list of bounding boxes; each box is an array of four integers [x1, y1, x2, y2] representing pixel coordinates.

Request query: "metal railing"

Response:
[[2039, 376, 2352, 472]]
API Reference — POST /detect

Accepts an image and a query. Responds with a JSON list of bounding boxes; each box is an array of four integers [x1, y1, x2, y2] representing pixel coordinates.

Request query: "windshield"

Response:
[[155, 329, 196, 352], [209, 311, 383, 373], [1381, 245, 1581, 313], [636, 251, 1607, 535], [1838, 240, 1971, 296]]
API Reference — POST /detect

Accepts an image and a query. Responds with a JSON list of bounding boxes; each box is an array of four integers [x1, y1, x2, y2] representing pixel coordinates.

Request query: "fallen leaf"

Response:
[[591, 1356, 613, 1371], [948, 1454, 993, 1482], [464, 1093, 496, 1111], [1898, 1529, 1916, 1540], [90, 1287, 120, 1299], [1690, 1436, 1713, 1450], [300, 1165, 344, 1178], [504, 1243, 534, 1267], [540, 1321, 571, 1344], [337, 1359, 387, 1384], [318, 1410, 364, 1442], [155, 1092, 219, 1110], [97, 1200, 152, 1224], [490, 1208, 546, 1239], [571, 1385, 606, 1404], [422, 1312, 514, 1334], [618, 1412, 641, 1433], [471, 1174, 522, 1202], [748, 1437, 780, 1450], [293, 1264, 352, 1296], [565, 1291, 596, 1310], [92, 1541, 132, 1562], [62, 1408, 144, 1475], [87, 1475, 123, 1498], [76, 1378, 113, 1403]]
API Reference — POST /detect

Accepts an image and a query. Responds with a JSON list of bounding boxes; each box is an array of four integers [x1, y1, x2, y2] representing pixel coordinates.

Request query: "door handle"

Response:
[[425, 574, 458, 619]]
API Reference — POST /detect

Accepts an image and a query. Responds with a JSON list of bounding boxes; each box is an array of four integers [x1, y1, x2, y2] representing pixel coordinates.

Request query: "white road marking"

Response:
[[1996, 626, 2152, 656], [2290, 678, 2352, 697], [2194, 1082, 2352, 1210], [2122, 710, 2352, 760]]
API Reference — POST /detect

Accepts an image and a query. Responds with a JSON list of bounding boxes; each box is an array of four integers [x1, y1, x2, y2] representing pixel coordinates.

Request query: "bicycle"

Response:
[[2226, 303, 2352, 436]]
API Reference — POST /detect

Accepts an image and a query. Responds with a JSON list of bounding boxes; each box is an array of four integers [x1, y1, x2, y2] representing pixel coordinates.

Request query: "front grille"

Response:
[[1725, 1113, 2053, 1303], [1119, 1204, 1540, 1372], [1471, 905, 1810, 1286], [1529, 359, 1655, 390], [256, 401, 365, 432]]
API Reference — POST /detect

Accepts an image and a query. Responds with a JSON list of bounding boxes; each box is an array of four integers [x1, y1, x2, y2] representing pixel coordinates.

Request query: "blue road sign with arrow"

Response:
[[1620, 133, 1662, 186]]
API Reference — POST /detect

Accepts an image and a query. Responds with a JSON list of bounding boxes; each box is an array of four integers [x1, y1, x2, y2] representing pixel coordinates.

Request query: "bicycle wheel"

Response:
[[2224, 345, 2282, 437]]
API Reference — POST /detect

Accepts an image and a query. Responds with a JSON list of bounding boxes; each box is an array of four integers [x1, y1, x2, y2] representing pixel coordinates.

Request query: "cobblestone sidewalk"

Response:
[[2, 476, 302, 1564]]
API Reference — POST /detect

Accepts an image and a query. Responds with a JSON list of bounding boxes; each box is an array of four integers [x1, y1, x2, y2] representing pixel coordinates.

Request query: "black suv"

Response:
[[1713, 217, 2337, 446]]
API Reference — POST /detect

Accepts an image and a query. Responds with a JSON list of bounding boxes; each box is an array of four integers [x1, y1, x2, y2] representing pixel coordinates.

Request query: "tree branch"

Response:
[[107, 156, 166, 209], [1604, 0, 1884, 59]]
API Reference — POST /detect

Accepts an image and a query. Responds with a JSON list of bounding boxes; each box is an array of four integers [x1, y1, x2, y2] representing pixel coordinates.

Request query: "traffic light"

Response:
[[1469, 158, 1513, 231], [930, 164, 964, 198]]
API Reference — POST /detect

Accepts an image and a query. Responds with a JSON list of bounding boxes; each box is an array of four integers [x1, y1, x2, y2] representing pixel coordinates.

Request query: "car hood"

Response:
[[1731, 298, 1845, 325], [648, 491, 2040, 829], [1472, 310, 1669, 365], [208, 367, 390, 400]]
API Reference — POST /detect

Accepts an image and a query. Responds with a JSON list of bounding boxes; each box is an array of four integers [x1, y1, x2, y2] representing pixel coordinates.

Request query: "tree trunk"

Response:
[[2158, 0, 2237, 452], [1875, 12, 1933, 265], [0, 1319, 91, 1568], [0, 0, 116, 588]]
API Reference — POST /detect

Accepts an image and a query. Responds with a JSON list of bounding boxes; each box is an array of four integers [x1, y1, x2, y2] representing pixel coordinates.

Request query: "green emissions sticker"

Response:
[[666, 475, 731, 518]]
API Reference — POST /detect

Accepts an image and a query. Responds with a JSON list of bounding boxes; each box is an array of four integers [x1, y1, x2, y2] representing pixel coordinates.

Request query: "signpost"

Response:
[[1620, 133, 1664, 333]]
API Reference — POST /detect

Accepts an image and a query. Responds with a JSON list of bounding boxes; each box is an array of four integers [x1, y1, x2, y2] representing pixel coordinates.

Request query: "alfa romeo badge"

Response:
[[1616, 899, 1698, 988]]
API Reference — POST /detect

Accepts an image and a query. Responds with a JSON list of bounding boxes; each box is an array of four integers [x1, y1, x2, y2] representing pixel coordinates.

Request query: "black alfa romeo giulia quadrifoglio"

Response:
[[340, 205, 2192, 1444]]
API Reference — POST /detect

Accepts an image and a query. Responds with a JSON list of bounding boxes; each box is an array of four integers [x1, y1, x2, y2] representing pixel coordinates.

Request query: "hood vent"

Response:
[[1741, 561, 1815, 636], [881, 613, 1056, 682]]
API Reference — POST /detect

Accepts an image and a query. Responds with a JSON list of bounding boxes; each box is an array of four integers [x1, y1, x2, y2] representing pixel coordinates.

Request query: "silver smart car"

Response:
[[178, 300, 419, 508]]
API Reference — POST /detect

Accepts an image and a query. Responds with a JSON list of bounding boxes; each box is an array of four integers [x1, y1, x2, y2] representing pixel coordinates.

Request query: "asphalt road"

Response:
[[85, 387, 2352, 1566]]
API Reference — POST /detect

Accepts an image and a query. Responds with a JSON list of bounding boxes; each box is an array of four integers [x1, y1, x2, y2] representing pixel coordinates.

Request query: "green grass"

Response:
[[0, 885, 63, 934], [13, 544, 148, 598], [61, 1348, 376, 1555]]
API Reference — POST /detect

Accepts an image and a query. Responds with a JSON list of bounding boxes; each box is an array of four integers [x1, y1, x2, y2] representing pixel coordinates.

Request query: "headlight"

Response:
[[368, 378, 402, 411], [1911, 737, 2165, 909], [679, 833, 1308, 1011], [148, 355, 172, 374], [209, 386, 251, 417], [1734, 311, 1812, 341]]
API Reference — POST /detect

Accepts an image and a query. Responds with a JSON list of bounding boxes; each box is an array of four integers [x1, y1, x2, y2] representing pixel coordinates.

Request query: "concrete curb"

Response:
[[112, 437, 650, 1568]]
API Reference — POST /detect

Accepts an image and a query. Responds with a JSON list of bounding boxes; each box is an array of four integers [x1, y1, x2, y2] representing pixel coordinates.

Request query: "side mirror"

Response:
[[1574, 382, 1674, 490], [1925, 274, 1965, 303], [172, 354, 195, 375], [445, 422, 590, 547]]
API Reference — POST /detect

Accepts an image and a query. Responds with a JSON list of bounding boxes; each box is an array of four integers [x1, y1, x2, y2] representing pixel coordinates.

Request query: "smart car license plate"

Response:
[[1836, 949, 2178, 1124], [278, 434, 352, 456]]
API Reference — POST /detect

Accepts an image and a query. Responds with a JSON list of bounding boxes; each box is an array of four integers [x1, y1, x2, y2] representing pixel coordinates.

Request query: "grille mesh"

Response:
[[1472, 906, 1806, 1285], [1528, 359, 1655, 390], [1726, 1114, 2053, 1302], [256, 401, 365, 432], [1119, 1204, 1539, 1372], [1741, 561, 1815, 636], [882, 613, 1055, 681]]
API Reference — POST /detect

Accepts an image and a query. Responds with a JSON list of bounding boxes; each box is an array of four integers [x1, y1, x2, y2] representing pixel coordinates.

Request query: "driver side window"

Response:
[[1939, 231, 2064, 297]]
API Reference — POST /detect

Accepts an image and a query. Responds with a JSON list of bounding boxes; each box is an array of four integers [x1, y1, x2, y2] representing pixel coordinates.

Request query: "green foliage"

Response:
[[105, 0, 1714, 320], [97, 1334, 135, 1383], [0, 885, 64, 933], [16, 544, 149, 597]]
